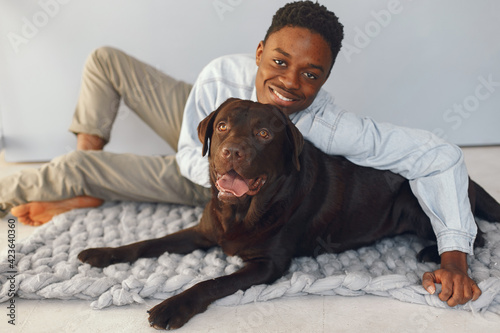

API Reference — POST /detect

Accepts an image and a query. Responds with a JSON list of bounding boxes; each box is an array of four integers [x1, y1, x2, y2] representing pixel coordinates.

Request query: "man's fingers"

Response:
[[446, 282, 481, 307], [432, 272, 481, 306], [472, 283, 482, 301], [423, 266, 482, 307], [422, 271, 437, 295], [463, 281, 481, 303], [444, 285, 462, 307], [439, 280, 454, 303], [463, 282, 473, 303]]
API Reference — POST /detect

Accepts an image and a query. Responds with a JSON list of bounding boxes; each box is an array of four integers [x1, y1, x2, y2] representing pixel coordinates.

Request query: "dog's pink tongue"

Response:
[[217, 170, 249, 197]]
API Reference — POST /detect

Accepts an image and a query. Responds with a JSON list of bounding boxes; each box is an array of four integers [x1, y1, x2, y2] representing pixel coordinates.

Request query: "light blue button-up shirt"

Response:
[[176, 54, 477, 255]]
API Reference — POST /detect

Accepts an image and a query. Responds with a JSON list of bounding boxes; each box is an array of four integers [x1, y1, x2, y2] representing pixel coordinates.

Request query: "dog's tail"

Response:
[[473, 181, 500, 222]]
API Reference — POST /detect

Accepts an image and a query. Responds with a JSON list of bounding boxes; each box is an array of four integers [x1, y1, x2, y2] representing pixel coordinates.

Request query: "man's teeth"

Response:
[[273, 89, 294, 102]]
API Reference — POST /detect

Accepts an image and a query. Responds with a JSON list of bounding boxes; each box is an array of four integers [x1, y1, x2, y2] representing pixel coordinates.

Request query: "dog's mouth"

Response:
[[215, 169, 267, 200]]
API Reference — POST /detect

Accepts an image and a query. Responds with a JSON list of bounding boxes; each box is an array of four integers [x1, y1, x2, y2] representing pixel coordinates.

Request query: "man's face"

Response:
[[255, 26, 333, 116]]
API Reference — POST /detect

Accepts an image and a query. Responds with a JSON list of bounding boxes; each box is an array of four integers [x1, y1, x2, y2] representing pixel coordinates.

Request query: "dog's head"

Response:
[[198, 98, 304, 203]]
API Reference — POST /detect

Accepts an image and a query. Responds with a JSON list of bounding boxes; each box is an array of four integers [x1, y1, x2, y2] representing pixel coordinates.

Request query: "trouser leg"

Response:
[[0, 47, 204, 218], [69, 46, 192, 150], [0, 150, 211, 217]]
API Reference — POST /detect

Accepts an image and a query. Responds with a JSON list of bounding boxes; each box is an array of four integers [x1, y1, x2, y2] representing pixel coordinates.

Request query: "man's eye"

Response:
[[217, 122, 228, 132], [274, 59, 285, 66], [304, 72, 317, 80]]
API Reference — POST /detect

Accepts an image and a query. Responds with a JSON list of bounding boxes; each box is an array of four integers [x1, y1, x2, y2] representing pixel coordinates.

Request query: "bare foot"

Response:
[[77, 133, 105, 150], [11, 196, 104, 226]]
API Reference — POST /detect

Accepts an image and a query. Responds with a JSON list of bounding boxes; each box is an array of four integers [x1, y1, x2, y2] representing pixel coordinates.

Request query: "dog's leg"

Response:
[[417, 245, 440, 263], [147, 259, 285, 330], [78, 226, 214, 268]]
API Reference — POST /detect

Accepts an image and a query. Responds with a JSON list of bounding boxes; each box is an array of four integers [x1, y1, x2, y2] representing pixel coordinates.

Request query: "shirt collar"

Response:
[[251, 80, 258, 102]]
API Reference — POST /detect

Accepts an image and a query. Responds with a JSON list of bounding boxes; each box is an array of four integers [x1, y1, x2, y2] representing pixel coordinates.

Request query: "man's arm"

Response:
[[407, 155, 480, 304], [176, 81, 213, 188], [298, 100, 479, 305], [175, 57, 223, 189]]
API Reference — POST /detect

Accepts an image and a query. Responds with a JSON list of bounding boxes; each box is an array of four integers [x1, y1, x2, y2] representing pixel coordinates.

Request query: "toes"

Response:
[[10, 204, 28, 216], [17, 216, 31, 225], [11, 203, 50, 226], [15, 213, 35, 226]]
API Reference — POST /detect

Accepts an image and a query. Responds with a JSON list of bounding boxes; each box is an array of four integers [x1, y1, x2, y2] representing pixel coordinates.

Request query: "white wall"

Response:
[[1, 0, 499, 162]]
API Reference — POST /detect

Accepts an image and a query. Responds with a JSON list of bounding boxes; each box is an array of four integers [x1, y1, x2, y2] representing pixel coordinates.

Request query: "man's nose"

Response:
[[280, 70, 300, 90]]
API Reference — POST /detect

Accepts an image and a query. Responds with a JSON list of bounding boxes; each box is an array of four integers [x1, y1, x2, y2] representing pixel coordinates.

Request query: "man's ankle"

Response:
[[77, 133, 105, 150]]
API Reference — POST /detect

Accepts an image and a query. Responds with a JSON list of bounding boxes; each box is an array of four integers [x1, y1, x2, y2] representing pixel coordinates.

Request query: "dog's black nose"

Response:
[[221, 144, 245, 161]]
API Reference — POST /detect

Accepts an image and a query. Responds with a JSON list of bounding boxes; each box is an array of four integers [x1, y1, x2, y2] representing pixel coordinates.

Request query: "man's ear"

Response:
[[255, 40, 264, 66]]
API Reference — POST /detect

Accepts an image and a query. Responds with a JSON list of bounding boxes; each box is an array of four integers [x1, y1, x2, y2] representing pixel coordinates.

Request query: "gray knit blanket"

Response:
[[1, 202, 500, 314]]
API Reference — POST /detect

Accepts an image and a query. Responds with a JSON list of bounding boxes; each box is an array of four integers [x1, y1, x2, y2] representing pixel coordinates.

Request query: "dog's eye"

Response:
[[217, 122, 228, 132], [257, 129, 270, 139]]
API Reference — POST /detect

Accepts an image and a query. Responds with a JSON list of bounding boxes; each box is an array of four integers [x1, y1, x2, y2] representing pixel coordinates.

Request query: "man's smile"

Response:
[[269, 86, 300, 107]]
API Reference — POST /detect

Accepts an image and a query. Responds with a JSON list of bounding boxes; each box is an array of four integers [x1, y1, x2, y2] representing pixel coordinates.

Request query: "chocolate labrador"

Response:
[[78, 98, 500, 330]]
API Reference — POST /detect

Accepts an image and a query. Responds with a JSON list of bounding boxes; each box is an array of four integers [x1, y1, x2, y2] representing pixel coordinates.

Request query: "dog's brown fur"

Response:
[[78, 98, 500, 330]]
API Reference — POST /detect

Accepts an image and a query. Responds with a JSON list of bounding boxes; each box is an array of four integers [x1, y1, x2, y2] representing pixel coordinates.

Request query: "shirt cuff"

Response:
[[436, 229, 476, 255]]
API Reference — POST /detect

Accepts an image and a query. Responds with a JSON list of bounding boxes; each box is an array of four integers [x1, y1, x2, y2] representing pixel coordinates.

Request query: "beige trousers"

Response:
[[0, 47, 211, 217]]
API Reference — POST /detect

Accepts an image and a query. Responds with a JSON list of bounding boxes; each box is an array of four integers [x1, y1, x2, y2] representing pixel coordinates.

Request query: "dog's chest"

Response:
[[214, 218, 275, 259]]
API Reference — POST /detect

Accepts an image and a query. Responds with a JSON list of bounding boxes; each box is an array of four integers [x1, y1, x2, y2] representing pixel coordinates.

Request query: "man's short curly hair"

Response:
[[264, 1, 344, 70]]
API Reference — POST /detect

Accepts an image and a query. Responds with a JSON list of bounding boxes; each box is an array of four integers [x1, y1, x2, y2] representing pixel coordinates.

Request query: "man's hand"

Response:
[[422, 250, 481, 307]]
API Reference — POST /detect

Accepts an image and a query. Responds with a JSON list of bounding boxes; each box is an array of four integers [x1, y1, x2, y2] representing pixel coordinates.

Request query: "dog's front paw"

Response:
[[78, 247, 125, 268], [148, 292, 208, 330]]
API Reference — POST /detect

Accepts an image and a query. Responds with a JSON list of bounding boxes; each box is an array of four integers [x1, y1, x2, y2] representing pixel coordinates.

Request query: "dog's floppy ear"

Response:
[[197, 110, 218, 157], [269, 105, 304, 171], [197, 98, 241, 156], [285, 117, 304, 171]]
